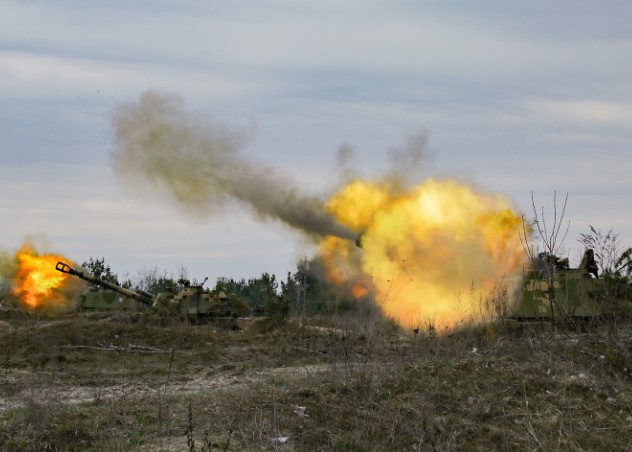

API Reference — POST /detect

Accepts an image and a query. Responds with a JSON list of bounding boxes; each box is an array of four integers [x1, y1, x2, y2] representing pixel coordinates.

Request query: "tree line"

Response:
[[80, 256, 371, 320]]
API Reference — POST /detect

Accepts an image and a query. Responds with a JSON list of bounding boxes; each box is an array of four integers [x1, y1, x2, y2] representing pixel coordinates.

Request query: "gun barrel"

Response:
[[55, 261, 153, 305]]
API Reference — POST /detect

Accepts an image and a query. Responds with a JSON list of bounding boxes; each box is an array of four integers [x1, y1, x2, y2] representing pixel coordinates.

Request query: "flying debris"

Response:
[[321, 178, 526, 331], [110, 90, 530, 332]]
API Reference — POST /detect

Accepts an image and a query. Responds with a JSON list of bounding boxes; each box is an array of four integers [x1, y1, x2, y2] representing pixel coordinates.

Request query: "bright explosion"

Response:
[[11, 245, 75, 311], [320, 178, 525, 331]]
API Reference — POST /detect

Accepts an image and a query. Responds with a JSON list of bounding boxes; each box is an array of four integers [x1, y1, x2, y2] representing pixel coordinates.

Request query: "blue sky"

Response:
[[2, 0, 631, 284]]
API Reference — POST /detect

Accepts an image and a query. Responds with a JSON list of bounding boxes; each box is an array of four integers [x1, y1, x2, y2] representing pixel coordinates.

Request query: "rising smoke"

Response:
[[110, 90, 357, 241], [109, 91, 527, 332], [333, 126, 428, 192]]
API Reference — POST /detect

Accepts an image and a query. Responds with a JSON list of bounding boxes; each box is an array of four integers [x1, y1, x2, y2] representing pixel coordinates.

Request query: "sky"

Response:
[[2, 0, 631, 285]]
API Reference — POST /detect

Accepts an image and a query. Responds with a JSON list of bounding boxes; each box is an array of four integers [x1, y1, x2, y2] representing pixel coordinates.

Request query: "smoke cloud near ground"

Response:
[[110, 90, 357, 241]]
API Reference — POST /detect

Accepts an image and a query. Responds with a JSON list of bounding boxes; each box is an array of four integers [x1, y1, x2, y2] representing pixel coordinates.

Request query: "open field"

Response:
[[0, 310, 631, 451]]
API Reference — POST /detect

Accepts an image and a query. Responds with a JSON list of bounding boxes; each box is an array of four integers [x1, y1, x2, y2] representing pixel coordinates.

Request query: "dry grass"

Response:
[[0, 309, 631, 451]]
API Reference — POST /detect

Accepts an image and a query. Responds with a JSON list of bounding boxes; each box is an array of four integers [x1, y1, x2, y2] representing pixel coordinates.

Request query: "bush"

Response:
[[264, 296, 290, 327]]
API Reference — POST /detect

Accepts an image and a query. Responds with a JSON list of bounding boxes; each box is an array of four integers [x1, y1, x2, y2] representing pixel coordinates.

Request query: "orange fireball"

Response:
[[321, 178, 526, 332], [11, 245, 74, 310]]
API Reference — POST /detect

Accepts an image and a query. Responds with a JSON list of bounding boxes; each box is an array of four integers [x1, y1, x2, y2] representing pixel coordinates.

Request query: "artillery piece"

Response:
[[55, 261, 249, 319], [56, 262, 153, 307], [511, 249, 604, 320]]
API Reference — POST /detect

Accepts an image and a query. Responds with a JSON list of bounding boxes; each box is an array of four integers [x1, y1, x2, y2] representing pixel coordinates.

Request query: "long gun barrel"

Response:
[[56, 261, 154, 305]]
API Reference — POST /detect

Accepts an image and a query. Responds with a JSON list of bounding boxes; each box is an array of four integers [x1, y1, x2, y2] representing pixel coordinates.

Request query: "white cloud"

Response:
[[0, 51, 125, 83], [0, 51, 268, 102], [1, 0, 632, 278], [4, 0, 628, 84], [523, 99, 632, 125]]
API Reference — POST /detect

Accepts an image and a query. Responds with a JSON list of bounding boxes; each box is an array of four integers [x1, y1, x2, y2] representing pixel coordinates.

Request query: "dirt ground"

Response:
[[1, 310, 631, 451]]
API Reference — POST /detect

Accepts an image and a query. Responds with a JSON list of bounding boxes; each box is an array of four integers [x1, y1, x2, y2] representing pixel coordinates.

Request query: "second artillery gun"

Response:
[[55, 261, 249, 319]]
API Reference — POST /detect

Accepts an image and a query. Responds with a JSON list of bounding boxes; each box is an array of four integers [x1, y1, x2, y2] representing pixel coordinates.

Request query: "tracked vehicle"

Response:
[[55, 262, 249, 319], [511, 249, 605, 320]]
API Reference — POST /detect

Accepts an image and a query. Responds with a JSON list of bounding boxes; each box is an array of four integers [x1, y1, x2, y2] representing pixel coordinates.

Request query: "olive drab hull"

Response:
[[151, 288, 248, 318], [512, 270, 603, 319], [510, 249, 604, 319], [56, 261, 249, 318], [79, 290, 147, 311]]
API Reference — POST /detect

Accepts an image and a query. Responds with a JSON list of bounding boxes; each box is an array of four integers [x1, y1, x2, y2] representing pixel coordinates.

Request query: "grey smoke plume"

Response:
[[333, 129, 429, 192], [110, 90, 356, 240], [384, 127, 428, 190]]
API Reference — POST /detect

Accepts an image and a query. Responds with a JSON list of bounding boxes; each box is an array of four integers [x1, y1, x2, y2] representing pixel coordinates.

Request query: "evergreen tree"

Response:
[[81, 257, 120, 290]]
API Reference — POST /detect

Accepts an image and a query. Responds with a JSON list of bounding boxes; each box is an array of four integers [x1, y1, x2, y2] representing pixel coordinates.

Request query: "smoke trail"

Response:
[[110, 90, 356, 240]]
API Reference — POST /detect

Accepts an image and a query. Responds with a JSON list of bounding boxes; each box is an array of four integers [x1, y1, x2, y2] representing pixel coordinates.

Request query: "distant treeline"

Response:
[[81, 257, 374, 317]]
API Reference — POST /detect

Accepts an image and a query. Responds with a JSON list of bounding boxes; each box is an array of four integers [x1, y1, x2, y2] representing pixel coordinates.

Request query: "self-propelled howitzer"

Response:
[[55, 261, 250, 319], [55, 261, 154, 306]]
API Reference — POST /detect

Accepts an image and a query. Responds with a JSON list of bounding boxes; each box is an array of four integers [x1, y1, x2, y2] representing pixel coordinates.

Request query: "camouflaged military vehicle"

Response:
[[511, 249, 604, 319], [56, 262, 249, 319], [78, 290, 147, 311]]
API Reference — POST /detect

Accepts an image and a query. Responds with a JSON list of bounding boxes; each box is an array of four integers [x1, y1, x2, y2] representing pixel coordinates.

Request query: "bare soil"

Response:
[[1, 310, 631, 451]]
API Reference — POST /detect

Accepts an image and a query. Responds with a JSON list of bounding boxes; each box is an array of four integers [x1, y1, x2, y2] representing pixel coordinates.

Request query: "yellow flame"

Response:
[[11, 245, 72, 310], [321, 178, 525, 332]]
